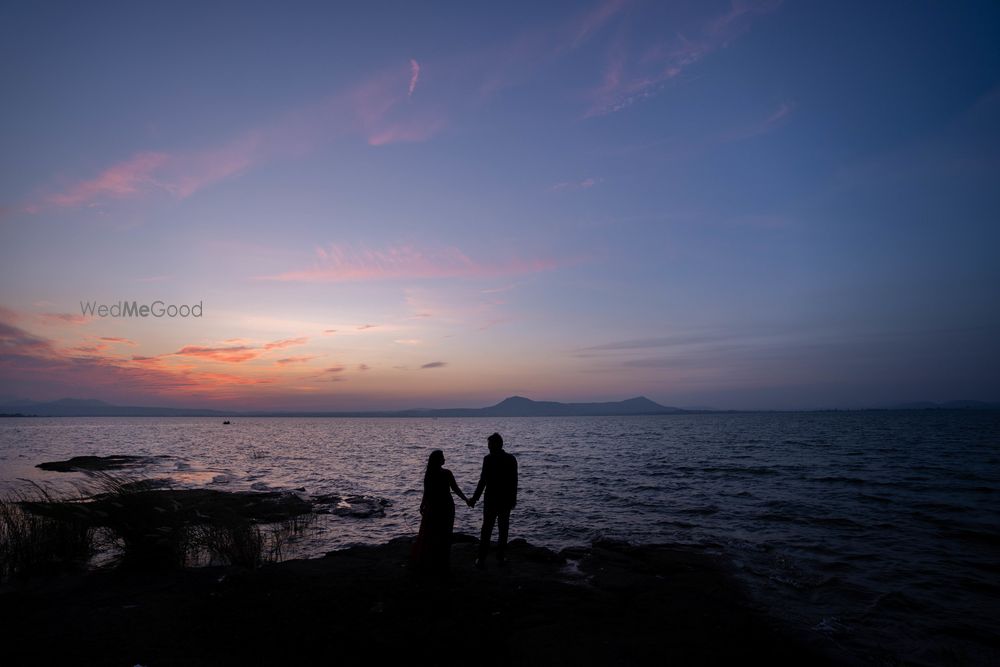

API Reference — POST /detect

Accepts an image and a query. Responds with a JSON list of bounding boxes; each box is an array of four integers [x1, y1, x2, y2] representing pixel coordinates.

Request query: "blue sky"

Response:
[[1, 0, 998, 409]]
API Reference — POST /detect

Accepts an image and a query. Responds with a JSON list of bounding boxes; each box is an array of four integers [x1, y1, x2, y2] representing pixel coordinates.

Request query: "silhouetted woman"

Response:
[[411, 450, 468, 575]]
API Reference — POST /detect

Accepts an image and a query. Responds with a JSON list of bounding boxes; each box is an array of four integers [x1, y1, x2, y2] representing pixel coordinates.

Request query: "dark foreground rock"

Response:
[[0, 536, 848, 666]]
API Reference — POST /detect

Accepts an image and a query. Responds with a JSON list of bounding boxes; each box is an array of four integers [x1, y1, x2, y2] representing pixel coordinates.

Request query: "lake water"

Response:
[[1, 411, 998, 665]]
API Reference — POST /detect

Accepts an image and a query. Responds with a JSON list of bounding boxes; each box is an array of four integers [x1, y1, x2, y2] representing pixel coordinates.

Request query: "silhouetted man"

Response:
[[468, 432, 518, 568]]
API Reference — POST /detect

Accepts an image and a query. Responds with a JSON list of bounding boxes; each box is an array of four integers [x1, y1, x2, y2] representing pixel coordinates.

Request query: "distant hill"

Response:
[[474, 395, 683, 417], [0, 396, 687, 418]]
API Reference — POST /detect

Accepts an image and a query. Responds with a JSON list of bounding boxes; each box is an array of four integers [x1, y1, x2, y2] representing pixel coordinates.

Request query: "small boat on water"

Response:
[[223, 420, 231, 425]]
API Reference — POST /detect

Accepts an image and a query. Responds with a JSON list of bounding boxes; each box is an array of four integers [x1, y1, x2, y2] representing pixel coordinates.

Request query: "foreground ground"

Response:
[[1, 536, 849, 666]]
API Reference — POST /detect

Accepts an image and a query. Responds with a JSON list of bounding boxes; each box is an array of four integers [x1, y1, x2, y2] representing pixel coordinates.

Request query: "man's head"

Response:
[[487, 432, 503, 453]]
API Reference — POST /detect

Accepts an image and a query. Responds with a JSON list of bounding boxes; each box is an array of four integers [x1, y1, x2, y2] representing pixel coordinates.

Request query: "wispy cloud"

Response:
[[263, 337, 309, 350], [37, 312, 89, 326], [586, 0, 782, 117], [260, 243, 566, 283], [174, 345, 261, 363], [47, 153, 170, 207], [551, 176, 602, 191], [718, 101, 795, 142], [275, 356, 316, 365], [581, 331, 737, 352], [98, 336, 137, 346], [409, 59, 421, 96], [420, 361, 447, 369], [22, 59, 445, 213], [69, 343, 110, 354], [12, 2, 781, 216], [352, 63, 447, 147], [568, 0, 631, 49], [477, 0, 630, 96], [480, 284, 517, 294], [169, 335, 307, 363], [14, 2, 766, 215], [367, 117, 446, 147]]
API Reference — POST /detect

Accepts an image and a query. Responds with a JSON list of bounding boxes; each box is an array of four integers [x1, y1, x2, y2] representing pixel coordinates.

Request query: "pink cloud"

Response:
[[99, 336, 137, 346], [174, 345, 261, 363], [259, 244, 565, 283], [367, 116, 447, 147], [275, 356, 316, 365], [263, 337, 309, 350], [69, 343, 110, 354], [0, 314, 332, 404], [47, 152, 169, 207], [165, 133, 263, 198], [37, 312, 89, 326], [36, 135, 261, 211]]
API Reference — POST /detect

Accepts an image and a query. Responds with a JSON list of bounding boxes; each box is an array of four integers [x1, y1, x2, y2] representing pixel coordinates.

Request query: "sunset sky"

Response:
[[1, 1, 998, 410]]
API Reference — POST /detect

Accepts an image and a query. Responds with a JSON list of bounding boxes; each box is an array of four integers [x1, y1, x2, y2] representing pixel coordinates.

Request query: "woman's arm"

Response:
[[447, 470, 469, 503]]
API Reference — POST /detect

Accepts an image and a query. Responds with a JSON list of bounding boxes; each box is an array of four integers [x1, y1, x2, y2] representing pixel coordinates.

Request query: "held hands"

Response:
[[467, 498, 476, 508]]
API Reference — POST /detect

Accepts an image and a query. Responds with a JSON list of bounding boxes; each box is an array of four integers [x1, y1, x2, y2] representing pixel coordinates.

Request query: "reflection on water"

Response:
[[1, 411, 998, 664]]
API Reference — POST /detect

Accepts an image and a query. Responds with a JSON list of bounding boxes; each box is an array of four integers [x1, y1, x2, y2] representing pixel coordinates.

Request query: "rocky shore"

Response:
[[0, 535, 848, 666]]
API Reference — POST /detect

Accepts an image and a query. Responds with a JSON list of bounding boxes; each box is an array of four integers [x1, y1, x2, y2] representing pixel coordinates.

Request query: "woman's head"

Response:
[[427, 449, 444, 468], [424, 449, 445, 487]]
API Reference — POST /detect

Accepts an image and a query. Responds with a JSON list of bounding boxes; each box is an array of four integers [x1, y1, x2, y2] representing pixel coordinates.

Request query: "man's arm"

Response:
[[470, 455, 488, 506]]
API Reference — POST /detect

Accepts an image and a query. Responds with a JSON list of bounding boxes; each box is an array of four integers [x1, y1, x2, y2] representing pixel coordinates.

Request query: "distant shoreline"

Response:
[[3, 408, 998, 419], [3, 395, 998, 418]]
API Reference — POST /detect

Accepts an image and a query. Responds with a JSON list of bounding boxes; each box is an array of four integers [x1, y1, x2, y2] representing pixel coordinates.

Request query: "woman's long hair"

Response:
[[423, 449, 444, 489]]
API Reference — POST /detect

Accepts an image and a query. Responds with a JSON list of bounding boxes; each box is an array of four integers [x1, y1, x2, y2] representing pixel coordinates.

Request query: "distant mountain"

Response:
[[0, 395, 687, 417], [475, 395, 683, 417]]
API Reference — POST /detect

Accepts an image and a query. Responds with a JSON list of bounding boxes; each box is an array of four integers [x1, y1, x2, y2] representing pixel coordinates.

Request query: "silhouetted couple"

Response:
[[411, 432, 518, 575]]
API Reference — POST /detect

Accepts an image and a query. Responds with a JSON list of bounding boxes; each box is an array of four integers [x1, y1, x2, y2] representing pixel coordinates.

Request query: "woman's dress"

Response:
[[411, 468, 456, 572]]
